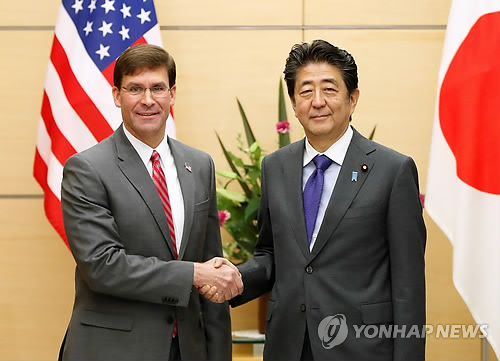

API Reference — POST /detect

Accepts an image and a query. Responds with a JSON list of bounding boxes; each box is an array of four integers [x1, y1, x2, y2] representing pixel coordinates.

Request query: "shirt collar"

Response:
[[303, 125, 353, 167], [123, 125, 171, 167]]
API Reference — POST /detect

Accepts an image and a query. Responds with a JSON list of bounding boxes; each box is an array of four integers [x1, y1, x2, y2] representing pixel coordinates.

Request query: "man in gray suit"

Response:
[[223, 40, 426, 360], [59, 44, 242, 361]]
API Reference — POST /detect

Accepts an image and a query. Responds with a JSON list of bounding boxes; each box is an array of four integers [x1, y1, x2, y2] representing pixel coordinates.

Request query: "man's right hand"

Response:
[[193, 257, 243, 303]]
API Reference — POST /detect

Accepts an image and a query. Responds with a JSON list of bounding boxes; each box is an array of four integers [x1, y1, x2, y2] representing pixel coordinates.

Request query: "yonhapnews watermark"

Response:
[[318, 314, 488, 349], [318, 314, 349, 349]]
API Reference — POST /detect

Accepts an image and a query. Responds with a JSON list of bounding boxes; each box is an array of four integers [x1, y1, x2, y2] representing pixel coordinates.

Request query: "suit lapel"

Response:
[[113, 126, 178, 258], [310, 128, 376, 258], [283, 139, 312, 261], [168, 138, 194, 260]]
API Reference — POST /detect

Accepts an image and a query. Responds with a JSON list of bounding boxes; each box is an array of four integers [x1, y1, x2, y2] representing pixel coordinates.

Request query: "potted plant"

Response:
[[215, 80, 290, 335], [216, 79, 291, 264]]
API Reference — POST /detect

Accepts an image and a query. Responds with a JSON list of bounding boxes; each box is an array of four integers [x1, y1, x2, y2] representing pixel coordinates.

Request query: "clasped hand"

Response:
[[193, 257, 243, 303]]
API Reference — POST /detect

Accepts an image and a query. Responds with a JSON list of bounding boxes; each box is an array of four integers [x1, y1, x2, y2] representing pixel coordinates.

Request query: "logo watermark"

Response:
[[318, 314, 488, 349], [317, 314, 349, 349]]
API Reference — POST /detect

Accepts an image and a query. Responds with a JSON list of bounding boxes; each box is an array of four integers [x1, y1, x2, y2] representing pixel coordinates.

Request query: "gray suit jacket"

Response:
[[60, 125, 231, 361], [232, 128, 426, 361]]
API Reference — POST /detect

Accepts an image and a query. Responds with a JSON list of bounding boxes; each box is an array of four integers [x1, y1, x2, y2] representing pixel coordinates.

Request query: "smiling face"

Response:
[[291, 62, 359, 152], [112, 66, 175, 148]]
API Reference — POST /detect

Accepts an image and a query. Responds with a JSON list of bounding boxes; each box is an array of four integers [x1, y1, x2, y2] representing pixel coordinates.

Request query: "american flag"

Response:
[[34, 0, 175, 246]]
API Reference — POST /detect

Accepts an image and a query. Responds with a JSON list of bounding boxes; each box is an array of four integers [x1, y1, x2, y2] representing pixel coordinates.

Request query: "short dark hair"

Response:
[[283, 40, 358, 99], [113, 44, 176, 88]]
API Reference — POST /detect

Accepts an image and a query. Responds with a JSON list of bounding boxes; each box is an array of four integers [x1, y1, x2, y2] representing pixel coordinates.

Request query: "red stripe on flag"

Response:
[[33, 149, 48, 191], [33, 150, 69, 247], [101, 37, 149, 87], [50, 36, 113, 142], [101, 60, 117, 88], [41, 91, 77, 164]]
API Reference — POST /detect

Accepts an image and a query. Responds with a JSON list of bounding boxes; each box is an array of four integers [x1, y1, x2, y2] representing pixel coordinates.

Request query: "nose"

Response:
[[140, 88, 155, 106], [312, 90, 326, 108]]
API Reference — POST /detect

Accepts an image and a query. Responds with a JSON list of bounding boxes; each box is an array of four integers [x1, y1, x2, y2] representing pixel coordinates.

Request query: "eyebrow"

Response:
[[299, 78, 339, 87], [124, 81, 167, 87]]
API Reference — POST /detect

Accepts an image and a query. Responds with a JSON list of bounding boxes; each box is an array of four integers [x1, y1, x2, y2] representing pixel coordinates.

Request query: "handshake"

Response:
[[193, 257, 243, 303]]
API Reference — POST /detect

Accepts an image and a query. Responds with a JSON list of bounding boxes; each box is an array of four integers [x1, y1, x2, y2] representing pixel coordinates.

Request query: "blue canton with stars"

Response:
[[63, 0, 158, 72]]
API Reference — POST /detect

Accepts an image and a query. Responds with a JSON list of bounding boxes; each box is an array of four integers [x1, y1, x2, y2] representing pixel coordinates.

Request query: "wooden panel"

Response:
[[304, 0, 452, 26], [161, 30, 303, 173], [304, 30, 445, 188], [157, 0, 302, 27], [0, 198, 75, 361], [0, 1, 59, 26], [0, 31, 53, 194], [0, 0, 302, 27]]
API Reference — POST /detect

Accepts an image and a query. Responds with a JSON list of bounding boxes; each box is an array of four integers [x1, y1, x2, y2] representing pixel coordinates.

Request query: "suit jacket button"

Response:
[[300, 304, 306, 312], [305, 266, 313, 274]]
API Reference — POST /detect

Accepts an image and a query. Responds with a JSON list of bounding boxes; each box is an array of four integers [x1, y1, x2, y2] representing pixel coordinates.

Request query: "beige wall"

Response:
[[0, 0, 496, 360]]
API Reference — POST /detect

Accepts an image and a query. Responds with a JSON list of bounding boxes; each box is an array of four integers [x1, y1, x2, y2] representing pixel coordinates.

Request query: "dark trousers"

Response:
[[301, 327, 314, 361], [169, 336, 181, 361]]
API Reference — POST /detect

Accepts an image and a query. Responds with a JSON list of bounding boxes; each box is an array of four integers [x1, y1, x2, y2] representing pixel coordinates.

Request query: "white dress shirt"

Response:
[[123, 126, 185, 250], [302, 125, 353, 251]]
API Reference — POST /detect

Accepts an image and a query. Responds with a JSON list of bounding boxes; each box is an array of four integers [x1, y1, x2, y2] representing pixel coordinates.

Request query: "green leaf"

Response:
[[278, 78, 291, 148], [229, 153, 245, 168], [279, 133, 290, 148], [216, 188, 247, 203], [247, 168, 261, 182], [216, 132, 252, 198], [237, 98, 256, 147], [249, 141, 259, 153], [369, 125, 377, 140], [279, 78, 288, 122], [244, 197, 261, 220], [215, 170, 242, 181]]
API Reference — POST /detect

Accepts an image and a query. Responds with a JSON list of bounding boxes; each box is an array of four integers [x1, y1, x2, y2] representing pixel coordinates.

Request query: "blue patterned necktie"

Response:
[[303, 155, 333, 244]]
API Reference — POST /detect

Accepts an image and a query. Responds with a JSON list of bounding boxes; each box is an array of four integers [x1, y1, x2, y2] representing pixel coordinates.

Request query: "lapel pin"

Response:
[[351, 171, 358, 182], [361, 164, 368, 172], [184, 162, 192, 173]]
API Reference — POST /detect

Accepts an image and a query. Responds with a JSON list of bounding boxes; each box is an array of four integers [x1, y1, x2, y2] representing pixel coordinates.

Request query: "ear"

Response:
[[112, 86, 121, 108], [169, 85, 176, 107], [349, 88, 360, 116]]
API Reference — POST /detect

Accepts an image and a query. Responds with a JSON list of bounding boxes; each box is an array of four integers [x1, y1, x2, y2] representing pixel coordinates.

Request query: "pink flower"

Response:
[[218, 210, 231, 226], [419, 193, 425, 208], [276, 121, 290, 134]]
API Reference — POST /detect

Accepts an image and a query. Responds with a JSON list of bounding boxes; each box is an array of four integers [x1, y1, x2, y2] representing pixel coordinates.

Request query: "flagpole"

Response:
[[482, 338, 489, 361]]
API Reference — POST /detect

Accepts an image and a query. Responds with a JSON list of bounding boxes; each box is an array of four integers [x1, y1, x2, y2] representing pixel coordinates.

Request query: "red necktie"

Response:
[[151, 150, 178, 337], [151, 150, 178, 258]]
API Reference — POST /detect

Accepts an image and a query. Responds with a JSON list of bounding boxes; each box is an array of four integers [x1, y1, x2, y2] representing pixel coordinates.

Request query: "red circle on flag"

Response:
[[439, 12, 500, 194]]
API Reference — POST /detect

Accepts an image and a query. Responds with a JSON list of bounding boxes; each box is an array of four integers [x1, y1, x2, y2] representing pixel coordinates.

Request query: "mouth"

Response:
[[311, 114, 330, 120], [136, 112, 159, 117]]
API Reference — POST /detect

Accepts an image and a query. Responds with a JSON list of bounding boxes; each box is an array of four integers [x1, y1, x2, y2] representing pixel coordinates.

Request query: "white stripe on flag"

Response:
[[46, 152, 64, 201], [36, 117, 52, 165], [143, 24, 163, 46], [45, 61, 98, 151]]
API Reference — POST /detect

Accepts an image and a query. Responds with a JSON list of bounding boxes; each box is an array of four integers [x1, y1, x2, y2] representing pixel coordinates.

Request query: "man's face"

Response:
[[291, 62, 359, 149], [112, 66, 175, 148]]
